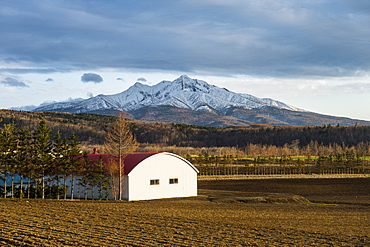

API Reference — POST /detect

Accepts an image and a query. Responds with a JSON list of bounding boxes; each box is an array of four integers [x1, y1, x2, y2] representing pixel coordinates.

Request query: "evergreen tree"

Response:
[[15, 127, 33, 199], [0, 124, 18, 198], [53, 131, 69, 199], [65, 134, 82, 199], [32, 119, 53, 199]]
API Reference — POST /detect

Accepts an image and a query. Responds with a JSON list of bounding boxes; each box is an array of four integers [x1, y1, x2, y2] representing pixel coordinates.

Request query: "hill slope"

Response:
[[3, 110, 370, 148]]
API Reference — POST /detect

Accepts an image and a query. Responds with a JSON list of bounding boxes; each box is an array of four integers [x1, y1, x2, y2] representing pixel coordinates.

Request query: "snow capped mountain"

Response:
[[33, 75, 370, 126], [35, 75, 300, 114]]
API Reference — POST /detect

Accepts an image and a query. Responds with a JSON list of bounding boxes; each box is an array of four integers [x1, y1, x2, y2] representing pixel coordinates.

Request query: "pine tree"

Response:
[[53, 131, 68, 199], [32, 119, 53, 199], [15, 127, 33, 199], [0, 124, 18, 198], [65, 134, 82, 199]]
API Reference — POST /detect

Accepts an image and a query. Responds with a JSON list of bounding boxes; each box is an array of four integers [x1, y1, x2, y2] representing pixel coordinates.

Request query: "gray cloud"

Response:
[[0, 0, 370, 78], [0, 77, 29, 87], [0, 68, 67, 74], [137, 77, 147, 82], [81, 73, 103, 83]]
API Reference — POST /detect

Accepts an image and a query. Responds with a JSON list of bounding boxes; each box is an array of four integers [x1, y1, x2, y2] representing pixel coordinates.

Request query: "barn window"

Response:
[[169, 178, 178, 184], [150, 179, 160, 185]]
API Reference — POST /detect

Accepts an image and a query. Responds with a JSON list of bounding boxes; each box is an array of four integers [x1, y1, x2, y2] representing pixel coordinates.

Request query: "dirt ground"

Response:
[[1, 177, 369, 246]]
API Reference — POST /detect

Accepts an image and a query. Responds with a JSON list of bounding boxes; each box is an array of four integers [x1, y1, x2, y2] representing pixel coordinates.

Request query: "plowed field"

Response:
[[1, 177, 369, 246]]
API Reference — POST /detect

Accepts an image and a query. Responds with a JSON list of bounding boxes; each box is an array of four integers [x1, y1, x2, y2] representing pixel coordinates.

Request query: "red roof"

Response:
[[82, 152, 159, 175]]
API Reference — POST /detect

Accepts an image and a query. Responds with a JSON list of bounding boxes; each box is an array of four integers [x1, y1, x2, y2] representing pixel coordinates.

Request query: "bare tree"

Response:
[[103, 112, 138, 200]]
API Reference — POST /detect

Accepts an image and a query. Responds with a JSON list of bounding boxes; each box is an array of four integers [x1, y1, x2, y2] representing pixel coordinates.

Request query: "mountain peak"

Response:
[[172, 75, 211, 93], [32, 75, 366, 127], [34, 75, 298, 114], [179, 74, 191, 80]]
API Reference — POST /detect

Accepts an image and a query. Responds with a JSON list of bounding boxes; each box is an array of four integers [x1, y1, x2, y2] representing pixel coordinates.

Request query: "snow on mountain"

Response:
[[35, 75, 300, 115], [11, 98, 85, 111]]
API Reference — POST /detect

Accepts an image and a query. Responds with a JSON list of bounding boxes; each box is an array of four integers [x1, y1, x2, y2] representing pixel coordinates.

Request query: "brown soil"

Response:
[[1, 177, 369, 246], [199, 177, 370, 205]]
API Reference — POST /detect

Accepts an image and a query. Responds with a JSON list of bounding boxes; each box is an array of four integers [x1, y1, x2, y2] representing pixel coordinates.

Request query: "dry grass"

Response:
[[0, 178, 369, 246]]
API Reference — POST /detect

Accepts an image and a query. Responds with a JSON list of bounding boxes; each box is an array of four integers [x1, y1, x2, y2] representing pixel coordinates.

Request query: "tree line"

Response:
[[0, 110, 111, 147], [0, 113, 139, 200], [3, 110, 370, 149], [0, 119, 111, 199], [186, 140, 370, 176], [132, 123, 370, 150], [186, 140, 370, 166]]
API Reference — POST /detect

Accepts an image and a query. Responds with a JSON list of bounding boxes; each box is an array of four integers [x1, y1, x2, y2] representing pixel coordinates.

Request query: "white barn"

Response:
[[66, 152, 199, 201]]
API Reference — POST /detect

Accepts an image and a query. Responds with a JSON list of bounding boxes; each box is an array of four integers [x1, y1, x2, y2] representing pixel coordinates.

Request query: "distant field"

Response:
[[1, 178, 369, 246]]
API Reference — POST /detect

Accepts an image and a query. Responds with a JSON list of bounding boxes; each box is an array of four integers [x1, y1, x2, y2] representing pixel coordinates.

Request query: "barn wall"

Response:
[[127, 153, 198, 201], [64, 152, 198, 201]]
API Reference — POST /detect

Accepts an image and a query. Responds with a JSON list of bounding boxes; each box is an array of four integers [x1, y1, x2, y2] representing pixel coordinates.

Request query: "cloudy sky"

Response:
[[1, 0, 370, 120]]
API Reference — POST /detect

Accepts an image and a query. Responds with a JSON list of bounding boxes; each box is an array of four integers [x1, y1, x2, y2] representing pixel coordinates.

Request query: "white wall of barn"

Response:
[[65, 152, 198, 201], [127, 153, 198, 201]]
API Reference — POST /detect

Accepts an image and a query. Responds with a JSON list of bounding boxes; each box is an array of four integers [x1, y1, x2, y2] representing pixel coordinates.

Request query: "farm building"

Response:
[[66, 151, 199, 201]]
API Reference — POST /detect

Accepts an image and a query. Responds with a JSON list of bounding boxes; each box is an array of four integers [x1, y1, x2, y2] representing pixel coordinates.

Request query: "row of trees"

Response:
[[184, 140, 370, 176], [0, 113, 138, 200], [141, 141, 370, 165], [0, 119, 104, 199], [244, 141, 370, 157]]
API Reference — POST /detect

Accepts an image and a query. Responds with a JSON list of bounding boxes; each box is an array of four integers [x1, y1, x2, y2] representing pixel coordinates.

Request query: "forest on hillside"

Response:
[[2, 109, 370, 149], [2, 110, 370, 180]]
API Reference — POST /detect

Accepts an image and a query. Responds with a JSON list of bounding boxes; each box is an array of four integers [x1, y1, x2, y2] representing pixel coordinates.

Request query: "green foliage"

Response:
[[0, 119, 91, 199]]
